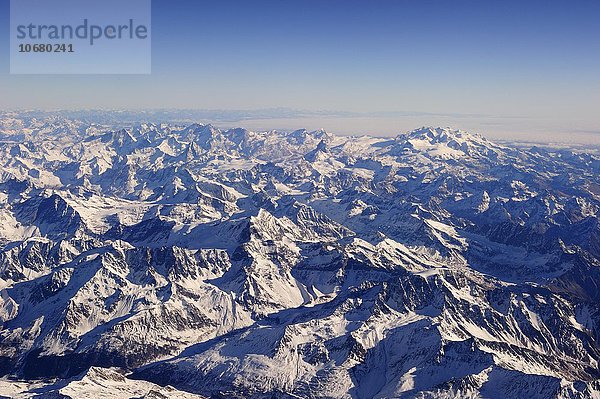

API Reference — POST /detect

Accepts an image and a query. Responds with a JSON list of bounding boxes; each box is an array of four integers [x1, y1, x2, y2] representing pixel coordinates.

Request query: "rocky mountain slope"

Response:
[[0, 113, 598, 398]]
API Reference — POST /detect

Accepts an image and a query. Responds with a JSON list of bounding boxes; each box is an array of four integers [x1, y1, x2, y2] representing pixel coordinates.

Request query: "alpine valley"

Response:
[[0, 112, 598, 398]]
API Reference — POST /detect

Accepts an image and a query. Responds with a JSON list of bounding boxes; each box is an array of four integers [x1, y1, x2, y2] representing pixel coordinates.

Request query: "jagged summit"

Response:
[[396, 126, 492, 147], [389, 126, 505, 160], [304, 139, 330, 162]]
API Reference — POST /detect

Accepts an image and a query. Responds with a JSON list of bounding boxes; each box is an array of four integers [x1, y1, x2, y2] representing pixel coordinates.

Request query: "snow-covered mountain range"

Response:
[[0, 113, 598, 398]]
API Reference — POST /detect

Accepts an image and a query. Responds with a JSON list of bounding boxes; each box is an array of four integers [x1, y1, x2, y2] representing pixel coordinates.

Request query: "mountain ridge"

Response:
[[0, 114, 598, 398]]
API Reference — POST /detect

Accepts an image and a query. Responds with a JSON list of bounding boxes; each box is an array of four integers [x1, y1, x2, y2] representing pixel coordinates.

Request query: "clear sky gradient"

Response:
[[1, 0, 599, 143]]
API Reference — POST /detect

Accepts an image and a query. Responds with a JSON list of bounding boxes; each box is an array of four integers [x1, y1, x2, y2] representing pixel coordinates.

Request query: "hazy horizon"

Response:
[[2, 107, 599, 145], [1, 1, 599, 144]]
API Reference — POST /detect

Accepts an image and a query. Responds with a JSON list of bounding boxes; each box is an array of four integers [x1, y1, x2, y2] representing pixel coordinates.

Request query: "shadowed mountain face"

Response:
[[0, 116, 599, 398]]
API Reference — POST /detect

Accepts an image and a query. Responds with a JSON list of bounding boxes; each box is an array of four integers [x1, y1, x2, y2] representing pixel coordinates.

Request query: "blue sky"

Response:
[[1, 0, 599, 142]]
